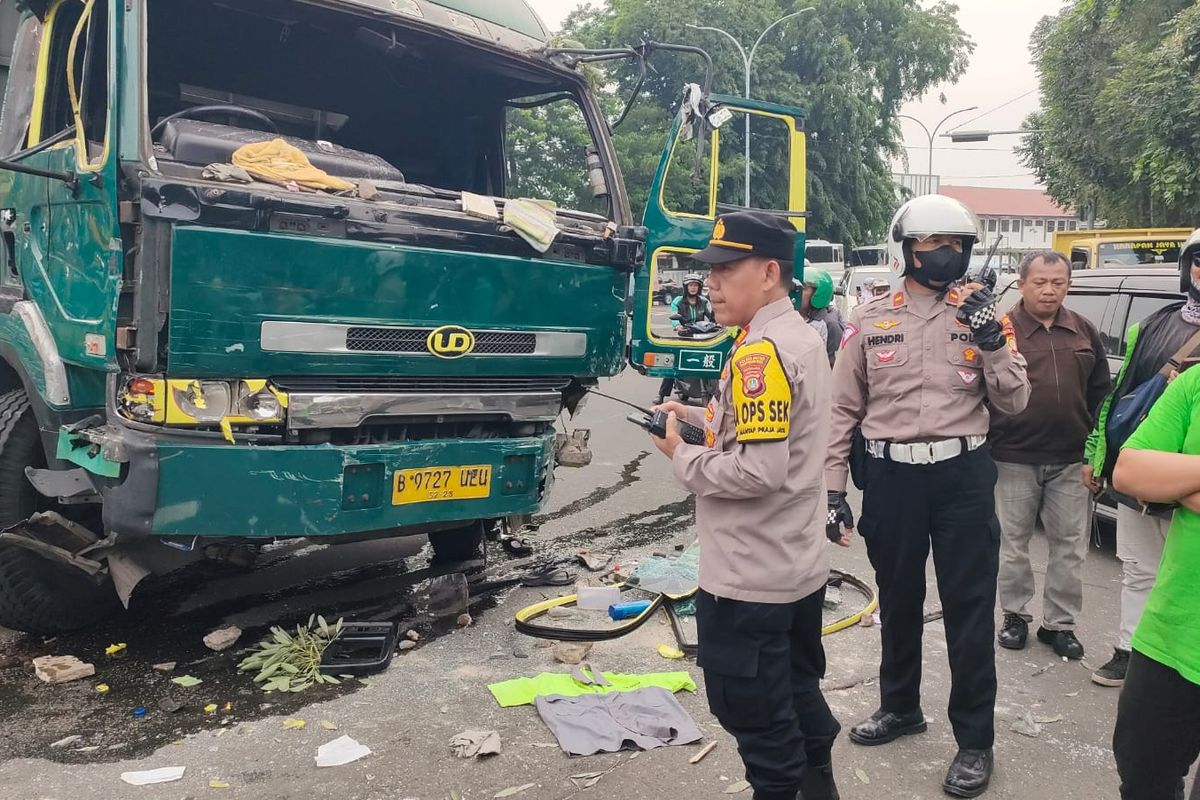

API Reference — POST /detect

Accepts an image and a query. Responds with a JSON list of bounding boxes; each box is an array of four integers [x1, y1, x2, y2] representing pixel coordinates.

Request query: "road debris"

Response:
[[405, 630, 420, 642], [855, 768, 871, 785], [1034, 714, 1064, 725], [547, 607, 576, 620], [724, 779, 751, 793], [32, 655, 95, 684], [398, 640, 418, 652], [494, 783, 537, 798], [240, 616, 346, 691], [209, 780, 231, 789], [450, 729, 502, 758], [1011, 711, 1042, 738], [457, 613, 473, 627], [552, 643, 592, 665], [283, 719, 307, 729], [120, 767, 186, 786], [576, 585, 621, 610], [105, 643, 128, 658], [689, 741, 718, 764], [204, 625, 243, 652], [152, 662, 176, 672], [570, 771, 604, 789], [321, 720, 339, 731], [96, 683, 110, 694], [316, 735, 372, 767], [823, 585, 842, 609], [204, 703, 219, 714], [657, 644, 686, 660], [133, 706, 147, 718], [50, 735, 83, 749], [159, 697, 183, 713], [577, 551, 612, 572], [171, 675, 203, 688]]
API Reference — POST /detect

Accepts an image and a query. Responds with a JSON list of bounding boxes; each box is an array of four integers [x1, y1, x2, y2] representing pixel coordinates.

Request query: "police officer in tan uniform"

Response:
[[825, 196, 1030, 798], [652, 211, 841, 800]]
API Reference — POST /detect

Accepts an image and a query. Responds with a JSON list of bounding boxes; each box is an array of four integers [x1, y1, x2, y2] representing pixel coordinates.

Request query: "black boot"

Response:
[[848, 708, 927, 746], [943, 748, 993, 798], [997, 613, 1028, 650], [1036, 627, 1084, 659], [798, 762, 839, 800]]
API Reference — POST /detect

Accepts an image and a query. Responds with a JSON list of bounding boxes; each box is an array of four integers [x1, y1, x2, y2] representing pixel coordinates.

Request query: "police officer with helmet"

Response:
[[825, 195, 1031, 797], [652, 210, 842, 800]]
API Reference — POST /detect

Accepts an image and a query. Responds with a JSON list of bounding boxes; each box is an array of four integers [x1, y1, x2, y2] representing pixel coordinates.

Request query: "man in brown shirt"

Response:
[[825, 195, 1030, 798], [990, 251, 1111, 661], [652, 211, 840, 800]]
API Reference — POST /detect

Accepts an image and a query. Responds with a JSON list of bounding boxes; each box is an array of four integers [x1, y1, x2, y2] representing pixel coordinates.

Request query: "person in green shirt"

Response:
[[1110, 362, 1200, 800]]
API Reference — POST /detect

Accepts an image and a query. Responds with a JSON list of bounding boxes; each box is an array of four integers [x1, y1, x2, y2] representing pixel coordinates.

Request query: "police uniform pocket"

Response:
[[866, 343, 909, 370]]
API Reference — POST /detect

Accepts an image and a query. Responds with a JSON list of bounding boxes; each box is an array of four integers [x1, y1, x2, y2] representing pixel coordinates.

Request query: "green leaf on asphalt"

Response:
[[495, 784, 536, 798], [856, 768, 871, 785], [724, 780, 750, 794]]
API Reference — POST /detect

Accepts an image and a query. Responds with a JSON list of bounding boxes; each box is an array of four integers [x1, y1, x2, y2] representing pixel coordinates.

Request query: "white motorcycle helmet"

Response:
[[885, 194, 982, 279]]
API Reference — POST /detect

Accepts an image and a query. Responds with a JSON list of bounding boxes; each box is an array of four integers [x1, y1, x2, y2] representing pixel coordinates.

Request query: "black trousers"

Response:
[[696, 587, 840, 800], [657, 377, 675, 399], [858, 446, 1000, 749], [1114, 650, 1200, 800]]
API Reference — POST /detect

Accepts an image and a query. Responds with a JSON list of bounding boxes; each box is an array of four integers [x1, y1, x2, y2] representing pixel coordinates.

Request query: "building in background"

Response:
[[938, 185, 1077, 251]]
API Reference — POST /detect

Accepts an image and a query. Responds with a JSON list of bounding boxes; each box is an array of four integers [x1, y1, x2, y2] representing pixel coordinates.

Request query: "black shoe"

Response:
[[1092, 648, 1131, 687], [943, 748, 993, 798], [997, 613, 1028, 650], [798, 762, 839, 800], [1037, 627, 1084, 659], [848, 709, 927, 746]]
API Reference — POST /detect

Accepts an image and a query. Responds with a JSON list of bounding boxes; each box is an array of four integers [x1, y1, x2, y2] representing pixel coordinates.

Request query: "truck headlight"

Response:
[[116, 376, 286, 428], [171, 380, 231, 423]]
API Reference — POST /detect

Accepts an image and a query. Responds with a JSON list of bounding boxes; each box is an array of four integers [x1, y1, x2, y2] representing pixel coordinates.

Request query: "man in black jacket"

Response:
[[990, 251, 1112, 660]]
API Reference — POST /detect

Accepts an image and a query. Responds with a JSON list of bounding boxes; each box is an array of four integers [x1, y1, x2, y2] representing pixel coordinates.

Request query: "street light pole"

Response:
[[687, 7, 815, 207], [898, 106, 978, 191]]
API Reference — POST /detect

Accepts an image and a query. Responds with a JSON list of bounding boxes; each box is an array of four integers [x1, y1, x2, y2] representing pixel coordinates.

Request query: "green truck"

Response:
[[0, 0, 805, 634]]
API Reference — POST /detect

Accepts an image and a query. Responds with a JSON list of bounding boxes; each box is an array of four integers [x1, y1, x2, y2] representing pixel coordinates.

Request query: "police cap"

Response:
[[692, 211, 798, 265]]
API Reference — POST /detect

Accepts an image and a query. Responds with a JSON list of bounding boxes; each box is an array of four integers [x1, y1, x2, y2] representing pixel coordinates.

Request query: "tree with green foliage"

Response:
[[1020, 0, 1200, 226], [506, 0, 971, 246]]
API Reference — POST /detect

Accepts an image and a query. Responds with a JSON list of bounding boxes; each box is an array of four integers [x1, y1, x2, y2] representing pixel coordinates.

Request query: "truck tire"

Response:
[[0, 389, 118, 634], [428, 521, 486, 565]]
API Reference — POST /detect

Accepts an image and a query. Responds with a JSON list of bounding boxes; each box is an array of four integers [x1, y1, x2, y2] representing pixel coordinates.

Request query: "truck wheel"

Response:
[[0, 389, 118, 634], [428, 521, 486, 565]]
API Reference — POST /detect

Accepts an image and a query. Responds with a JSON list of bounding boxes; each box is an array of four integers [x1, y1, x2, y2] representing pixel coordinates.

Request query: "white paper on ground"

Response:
[[315, 735, 372, 767], [120, 766, 186, 785]]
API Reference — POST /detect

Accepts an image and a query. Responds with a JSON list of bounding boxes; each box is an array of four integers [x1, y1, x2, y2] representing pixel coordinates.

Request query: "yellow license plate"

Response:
[[392, 465, 493, 505]]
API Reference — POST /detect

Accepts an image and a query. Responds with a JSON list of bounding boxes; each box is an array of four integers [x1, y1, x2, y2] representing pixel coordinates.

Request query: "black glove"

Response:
[[956, 286, 1005, 351], [826, 491, 854, 543]]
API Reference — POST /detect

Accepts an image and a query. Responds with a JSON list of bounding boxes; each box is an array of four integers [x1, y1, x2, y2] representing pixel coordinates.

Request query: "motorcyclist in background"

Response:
[[797, 267, 845, 365], [656, 274, 716, 404]]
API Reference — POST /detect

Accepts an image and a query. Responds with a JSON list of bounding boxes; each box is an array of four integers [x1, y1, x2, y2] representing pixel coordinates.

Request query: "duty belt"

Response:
[[866, 435, 987, 465]]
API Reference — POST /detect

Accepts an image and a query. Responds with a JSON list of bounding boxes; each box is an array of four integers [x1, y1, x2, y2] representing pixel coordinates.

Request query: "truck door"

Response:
[[629, 94, 806, 383], [20, 0, 120, 377]]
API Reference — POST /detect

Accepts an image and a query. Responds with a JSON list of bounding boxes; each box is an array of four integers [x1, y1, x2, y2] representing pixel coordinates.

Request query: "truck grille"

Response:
[[345, 327, 537, 354], [271, 376, 572, 393]]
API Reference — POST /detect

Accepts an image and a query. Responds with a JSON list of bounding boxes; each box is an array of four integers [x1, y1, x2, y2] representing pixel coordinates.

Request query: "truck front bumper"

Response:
[[101, 430, 556, 538]]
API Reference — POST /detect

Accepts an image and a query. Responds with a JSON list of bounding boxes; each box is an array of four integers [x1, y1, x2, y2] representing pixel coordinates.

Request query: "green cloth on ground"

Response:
[[1124, 365, 1200, 685], [488, 670, 696, 708]]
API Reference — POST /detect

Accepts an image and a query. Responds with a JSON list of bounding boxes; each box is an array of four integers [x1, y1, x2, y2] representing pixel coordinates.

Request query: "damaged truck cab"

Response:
[[0, 0, 645, 632]]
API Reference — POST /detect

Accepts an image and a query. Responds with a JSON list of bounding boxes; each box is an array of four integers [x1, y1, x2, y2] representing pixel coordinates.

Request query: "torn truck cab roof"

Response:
[[334, 0, 550, 48]]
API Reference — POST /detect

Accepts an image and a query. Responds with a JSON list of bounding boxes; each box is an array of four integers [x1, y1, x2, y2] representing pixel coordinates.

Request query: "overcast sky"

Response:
[[526, 0, 1061, 191]]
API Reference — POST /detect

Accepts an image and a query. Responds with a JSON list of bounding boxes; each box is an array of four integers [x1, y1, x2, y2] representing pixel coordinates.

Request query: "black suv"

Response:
[[998, 267, 1183, 524]]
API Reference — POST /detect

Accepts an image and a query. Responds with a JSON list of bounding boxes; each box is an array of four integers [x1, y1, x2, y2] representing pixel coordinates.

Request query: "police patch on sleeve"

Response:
[[731, 339, 791, 442]]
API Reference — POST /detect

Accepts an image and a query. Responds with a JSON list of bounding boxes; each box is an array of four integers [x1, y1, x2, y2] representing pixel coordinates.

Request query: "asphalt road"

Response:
[[0, 367, 1154, 799]]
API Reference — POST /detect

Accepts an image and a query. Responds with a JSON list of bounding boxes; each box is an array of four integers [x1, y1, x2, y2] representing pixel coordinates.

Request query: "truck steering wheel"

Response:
[[151, 105, 281, 139]]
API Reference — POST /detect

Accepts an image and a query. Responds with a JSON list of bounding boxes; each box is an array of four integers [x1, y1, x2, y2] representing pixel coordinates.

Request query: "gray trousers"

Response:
[[995, 461, 1091, 631], [1115, 503, 1170, 651]]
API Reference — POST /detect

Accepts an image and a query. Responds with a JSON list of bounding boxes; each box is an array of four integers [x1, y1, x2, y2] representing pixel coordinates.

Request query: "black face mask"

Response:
[[909, 245, 966, 288]]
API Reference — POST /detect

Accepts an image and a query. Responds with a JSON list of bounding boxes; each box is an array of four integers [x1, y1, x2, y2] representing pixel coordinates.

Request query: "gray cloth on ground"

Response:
[[533, 685, 702, 756], [449, 729, 502, 758]]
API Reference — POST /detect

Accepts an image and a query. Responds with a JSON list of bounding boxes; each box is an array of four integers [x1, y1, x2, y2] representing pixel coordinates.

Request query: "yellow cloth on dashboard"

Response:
[[231, 138, 354, 192]]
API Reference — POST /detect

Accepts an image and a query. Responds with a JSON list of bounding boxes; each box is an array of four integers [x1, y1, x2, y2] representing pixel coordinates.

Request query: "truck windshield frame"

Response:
[[135, 0, 621, 221]]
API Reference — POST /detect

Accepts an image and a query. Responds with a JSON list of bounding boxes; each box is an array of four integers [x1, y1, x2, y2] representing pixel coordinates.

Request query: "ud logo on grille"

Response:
[[427, 325, 476, 359]]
